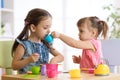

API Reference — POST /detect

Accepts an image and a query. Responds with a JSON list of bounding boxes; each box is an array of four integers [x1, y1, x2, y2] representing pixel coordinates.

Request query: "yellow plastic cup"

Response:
[[69, 69, 81, 78]]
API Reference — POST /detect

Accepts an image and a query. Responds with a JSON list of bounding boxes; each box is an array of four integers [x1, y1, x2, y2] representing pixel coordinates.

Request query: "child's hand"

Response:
[[72, 55, 81, 64], [29, 53, 39, 63], [51, 31, 60, 38], [49, 58, 57, 64]]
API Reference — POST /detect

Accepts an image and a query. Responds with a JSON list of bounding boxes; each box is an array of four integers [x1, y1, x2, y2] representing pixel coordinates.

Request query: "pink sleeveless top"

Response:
[[80, 39, 103, 68]]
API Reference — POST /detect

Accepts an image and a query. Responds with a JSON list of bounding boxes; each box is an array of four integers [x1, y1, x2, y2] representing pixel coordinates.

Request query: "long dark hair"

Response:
[[12, 8, 52, 56]]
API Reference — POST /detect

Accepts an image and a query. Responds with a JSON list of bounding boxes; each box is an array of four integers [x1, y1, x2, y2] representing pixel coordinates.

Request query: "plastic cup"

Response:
[[88, 68, 94, 74], [40, 64, 46, 75], [46, 64, 58, 78], [69, 69, 81, 78], [44, 34, 53, 44], [31, 66, 40, 75]]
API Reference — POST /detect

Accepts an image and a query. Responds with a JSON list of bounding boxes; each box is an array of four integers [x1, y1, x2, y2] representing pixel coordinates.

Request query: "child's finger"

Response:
[[72, 55, 78, 59], [72, 55, 76, 58], [79, 55, 81, 58], [51, 32, 54, 36], [72, 55, 74, 58]]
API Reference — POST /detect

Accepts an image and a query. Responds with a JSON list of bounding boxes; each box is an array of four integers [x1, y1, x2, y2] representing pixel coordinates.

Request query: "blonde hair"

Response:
[[77, 16, 109, 39]]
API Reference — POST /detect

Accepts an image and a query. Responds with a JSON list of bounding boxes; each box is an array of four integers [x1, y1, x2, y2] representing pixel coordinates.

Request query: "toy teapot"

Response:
[[94, 59, 110, 76]]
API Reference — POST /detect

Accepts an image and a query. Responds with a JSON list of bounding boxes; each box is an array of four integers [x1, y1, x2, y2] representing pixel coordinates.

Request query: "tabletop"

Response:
[[2, 72, 120, 80]]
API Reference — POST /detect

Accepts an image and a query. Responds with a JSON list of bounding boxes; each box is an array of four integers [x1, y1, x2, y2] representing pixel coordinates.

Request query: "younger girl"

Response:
[[12, 8, 64, 74], [52, 16, 108, 69]]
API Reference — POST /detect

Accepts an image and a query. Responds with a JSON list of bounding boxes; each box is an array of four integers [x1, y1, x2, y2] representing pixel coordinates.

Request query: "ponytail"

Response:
[[11, 25, 29, 56], [101, 21, 109, 39]]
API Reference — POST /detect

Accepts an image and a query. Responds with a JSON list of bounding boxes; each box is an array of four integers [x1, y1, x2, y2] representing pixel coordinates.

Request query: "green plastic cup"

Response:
[[31, 66, 40, 75]]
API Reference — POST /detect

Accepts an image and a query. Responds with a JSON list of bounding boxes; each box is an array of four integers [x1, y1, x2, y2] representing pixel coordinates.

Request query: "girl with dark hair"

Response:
[[12, 8, 64, 74]]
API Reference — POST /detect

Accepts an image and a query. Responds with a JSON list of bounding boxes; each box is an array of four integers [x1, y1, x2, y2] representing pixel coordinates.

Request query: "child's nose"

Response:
[[78, 33, 80, 37], [47, 29, 50, 33]]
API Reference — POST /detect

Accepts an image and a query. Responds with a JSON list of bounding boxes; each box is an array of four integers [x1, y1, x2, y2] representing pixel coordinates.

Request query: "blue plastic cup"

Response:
[[44, 34, 53, 44]]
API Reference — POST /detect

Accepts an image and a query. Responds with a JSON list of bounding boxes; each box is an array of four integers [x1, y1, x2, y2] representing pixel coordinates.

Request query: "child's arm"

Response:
[[52, 31, 95, 50], [49, 47, 64, 64], [12, 44, 39, 70]]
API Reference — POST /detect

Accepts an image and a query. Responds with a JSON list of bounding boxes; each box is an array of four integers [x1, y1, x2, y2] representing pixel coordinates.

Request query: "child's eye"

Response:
[[43, 25, 51, 29], [80, 30, 83, 33], [43, 26, 49, 29], [44, 27, 47, 29]]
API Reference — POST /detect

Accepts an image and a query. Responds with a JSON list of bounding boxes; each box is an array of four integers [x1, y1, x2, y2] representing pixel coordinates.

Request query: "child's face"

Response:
[[33, 17, 52, 40], [78, 24, 93, 41]]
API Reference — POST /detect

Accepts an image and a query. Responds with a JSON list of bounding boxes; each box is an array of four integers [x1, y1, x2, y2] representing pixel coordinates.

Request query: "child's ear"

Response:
[[92, 29, 97, 37], [30, 24, 36, 32]]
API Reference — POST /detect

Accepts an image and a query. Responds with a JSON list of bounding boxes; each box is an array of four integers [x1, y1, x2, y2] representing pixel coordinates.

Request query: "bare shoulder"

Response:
[[13, 44, 25, 59]]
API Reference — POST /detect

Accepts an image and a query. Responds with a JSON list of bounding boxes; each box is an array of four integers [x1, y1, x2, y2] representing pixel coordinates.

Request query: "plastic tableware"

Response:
[[81, 68, 94, 74], [69, 69, 81, 78], [44, 34, 53, 44], [88, 68, 94, 74], [31, 66, 40, 75], [46, 64, 58, 78], [40, 64, 46, 75]]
